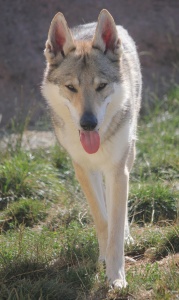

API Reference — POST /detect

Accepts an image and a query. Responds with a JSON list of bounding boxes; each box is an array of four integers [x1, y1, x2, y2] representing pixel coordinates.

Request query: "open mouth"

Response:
[[79, 130, 100, 154]]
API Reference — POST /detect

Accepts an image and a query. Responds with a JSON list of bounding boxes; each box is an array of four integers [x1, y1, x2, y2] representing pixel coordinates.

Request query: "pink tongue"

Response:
[[80, 131, 100, 154]]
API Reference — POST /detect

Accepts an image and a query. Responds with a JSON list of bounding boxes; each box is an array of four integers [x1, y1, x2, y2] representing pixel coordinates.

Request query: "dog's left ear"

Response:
[[93, 10, 121, 57]]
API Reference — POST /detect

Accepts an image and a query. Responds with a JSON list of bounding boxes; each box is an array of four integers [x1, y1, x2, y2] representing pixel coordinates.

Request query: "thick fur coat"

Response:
[[42, 9, 142, 288]]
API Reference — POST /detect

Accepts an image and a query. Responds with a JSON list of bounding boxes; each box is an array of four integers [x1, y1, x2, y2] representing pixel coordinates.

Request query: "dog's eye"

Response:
[[65, 85, 77, 93], [96, 83, 107, 92]]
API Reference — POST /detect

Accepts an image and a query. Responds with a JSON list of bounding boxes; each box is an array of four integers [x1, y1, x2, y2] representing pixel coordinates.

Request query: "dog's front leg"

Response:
[[73, 161, 108, 261], [105, 166, 129, 289]]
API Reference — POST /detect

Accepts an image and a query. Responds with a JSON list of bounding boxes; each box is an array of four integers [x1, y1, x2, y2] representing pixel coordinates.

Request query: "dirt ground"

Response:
[[0, 0, 179, 128], [0, 131, 56, 151]]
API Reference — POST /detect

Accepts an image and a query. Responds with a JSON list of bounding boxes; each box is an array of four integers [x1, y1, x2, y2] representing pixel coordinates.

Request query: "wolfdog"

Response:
[[42, 9, 142, 289]]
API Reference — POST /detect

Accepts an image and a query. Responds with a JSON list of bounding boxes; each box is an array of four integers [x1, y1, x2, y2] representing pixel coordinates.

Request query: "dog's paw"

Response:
[[110, 279, 127, 290], [125, 234, 134, 245]]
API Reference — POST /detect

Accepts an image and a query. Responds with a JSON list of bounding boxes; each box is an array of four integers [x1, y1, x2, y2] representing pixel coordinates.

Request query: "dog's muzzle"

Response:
[[79, 112, 100, 154]]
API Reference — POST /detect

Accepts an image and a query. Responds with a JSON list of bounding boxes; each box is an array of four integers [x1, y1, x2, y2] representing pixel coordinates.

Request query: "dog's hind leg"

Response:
[[73, 161, 108, 261], [125, 141, 136, 244]]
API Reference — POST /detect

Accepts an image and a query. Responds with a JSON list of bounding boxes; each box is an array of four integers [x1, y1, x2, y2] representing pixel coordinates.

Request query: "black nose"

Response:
[[80, 112, 98, 131]]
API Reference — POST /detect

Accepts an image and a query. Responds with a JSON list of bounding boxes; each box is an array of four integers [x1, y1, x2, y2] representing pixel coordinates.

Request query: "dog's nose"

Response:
[[80, 112, 98, 131]]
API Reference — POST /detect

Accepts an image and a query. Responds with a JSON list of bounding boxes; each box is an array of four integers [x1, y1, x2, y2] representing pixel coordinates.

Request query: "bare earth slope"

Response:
[[0, 0, 179, 127]]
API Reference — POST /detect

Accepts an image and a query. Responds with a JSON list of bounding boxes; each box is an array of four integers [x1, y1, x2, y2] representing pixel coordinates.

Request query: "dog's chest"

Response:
[[54, 119, 130, 170]]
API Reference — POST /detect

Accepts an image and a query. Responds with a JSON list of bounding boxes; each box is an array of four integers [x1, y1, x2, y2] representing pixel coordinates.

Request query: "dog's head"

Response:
[[42, 10, 122, 153]]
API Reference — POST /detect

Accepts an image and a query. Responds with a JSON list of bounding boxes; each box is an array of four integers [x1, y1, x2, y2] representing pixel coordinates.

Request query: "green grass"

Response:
[[0, 150, 64, 203], [132, 85, 179, 182], [129, 182, 177, 223], [2, 198, 48, 229], [0, 86, 179, 299]]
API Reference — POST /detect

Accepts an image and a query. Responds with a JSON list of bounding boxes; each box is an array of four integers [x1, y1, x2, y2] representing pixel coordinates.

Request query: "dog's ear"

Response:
[[92, 10, 121, 57], [44, 12, 75, 63]]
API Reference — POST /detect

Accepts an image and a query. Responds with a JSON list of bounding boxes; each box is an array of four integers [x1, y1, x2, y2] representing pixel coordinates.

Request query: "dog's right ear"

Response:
[[44, 13, 75, 64]]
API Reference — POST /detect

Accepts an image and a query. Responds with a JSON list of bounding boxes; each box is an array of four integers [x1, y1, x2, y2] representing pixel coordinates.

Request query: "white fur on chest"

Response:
[[57, 121, 130, 170]]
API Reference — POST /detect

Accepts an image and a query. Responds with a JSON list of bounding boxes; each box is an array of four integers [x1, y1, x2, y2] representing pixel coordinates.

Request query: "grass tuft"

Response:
[[129, 183, 177, 224], [0, 150, 64, 206], [1, 198, 48, 230]]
